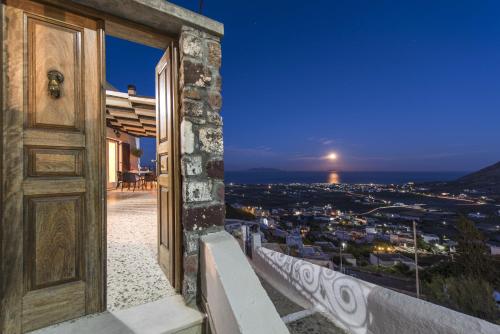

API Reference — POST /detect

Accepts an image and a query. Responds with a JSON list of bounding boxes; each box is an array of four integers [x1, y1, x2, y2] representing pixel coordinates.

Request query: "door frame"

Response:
[[1, 0, 182, 332]]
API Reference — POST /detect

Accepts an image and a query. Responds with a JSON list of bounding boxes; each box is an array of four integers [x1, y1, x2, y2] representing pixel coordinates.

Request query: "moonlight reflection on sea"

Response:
[[329, 172, 340, 184]]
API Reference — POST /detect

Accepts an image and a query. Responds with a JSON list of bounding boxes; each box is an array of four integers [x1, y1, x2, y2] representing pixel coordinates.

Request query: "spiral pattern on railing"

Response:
[[256, 247, 372, 334]]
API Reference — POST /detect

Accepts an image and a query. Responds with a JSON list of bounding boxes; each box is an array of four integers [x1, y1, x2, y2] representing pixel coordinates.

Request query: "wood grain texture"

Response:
[[35, 152, 76, 173], [28, 148, 83, 176], [83, 26, 105, 313], [23, 178, 86, 195], [160, 187, 170, 248], [99, 27, 108, 312], [3, 5, 103, 331], [156, 44, 182, 291], [24, 128, 85, 147], [1, 5, 25, 334], [22, 281, 85, 333], [6, 0, 174, 48], [158, 68, 168, 141], [25, 195, 82, 288], [105, 19, 172, 50], [171, 44, 182, 292], [156, 49, 174, 285], [27, 16, 82, 130], [5, 0, 98, 30]]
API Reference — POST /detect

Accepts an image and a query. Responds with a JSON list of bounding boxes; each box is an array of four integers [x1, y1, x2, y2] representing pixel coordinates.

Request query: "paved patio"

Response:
[[258, 277, 346, 334], [107, 190, 175, 311]]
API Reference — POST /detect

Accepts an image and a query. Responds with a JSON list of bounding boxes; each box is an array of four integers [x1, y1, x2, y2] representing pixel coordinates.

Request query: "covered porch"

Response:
[[105, 85, 157, 190]]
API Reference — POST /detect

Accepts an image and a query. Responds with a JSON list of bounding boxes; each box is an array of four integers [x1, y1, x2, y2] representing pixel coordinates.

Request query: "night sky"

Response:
[[106, 0, 500, 172]]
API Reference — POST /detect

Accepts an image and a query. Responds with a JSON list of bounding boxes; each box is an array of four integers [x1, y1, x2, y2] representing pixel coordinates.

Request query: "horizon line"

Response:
[[225, 169, 472, 173]]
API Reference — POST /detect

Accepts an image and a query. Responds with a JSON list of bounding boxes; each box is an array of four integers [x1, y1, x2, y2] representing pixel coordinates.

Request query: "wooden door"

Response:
[[1, 2, 105, 333], [156, 44, 182, 291]]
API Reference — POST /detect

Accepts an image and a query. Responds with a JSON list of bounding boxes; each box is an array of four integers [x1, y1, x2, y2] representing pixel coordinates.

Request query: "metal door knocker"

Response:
[[47, 70, 64, 99]]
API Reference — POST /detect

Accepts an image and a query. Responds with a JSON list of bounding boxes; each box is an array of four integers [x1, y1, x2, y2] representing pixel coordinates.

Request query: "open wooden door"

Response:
[[155, 44, 182, 291], [1, 2, 105, 333]]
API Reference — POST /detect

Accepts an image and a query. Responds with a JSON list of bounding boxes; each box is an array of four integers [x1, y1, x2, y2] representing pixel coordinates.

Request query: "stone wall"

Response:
[[178, 26, 224, 305]]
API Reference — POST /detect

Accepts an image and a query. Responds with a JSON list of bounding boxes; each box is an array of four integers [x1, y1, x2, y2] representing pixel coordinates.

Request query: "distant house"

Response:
[[270, 228, 288, 238], [487, 242, 500, 256], [299, 246, 330, 261], [390, 233, 414, 245], [369, 253, 419, 269], [335, 230, 352, 241], [314, 241, 337, 252], [224, 219, 245, 235], [493, 290, 500, 306], [286, 235, 303, 248], [468, 212, 487, 219], [342, 253, 357, 267], [421, 233, 440, 244]]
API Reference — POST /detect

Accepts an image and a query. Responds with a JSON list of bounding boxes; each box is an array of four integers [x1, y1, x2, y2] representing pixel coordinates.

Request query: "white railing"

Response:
[[252, 245, 500, 334], [200, 231, 289, 334]]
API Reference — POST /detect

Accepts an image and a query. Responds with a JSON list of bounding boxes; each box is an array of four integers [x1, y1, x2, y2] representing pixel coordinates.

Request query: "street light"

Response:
[[340, 242, 346, 273]]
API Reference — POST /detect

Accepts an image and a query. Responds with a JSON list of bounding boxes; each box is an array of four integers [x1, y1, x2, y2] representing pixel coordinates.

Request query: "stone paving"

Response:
[[258, 277, 346, 334], [107, 190, 175, 311]]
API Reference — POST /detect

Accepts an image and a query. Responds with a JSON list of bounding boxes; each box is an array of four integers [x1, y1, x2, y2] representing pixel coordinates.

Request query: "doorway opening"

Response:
[[105, 35, 175, 311]]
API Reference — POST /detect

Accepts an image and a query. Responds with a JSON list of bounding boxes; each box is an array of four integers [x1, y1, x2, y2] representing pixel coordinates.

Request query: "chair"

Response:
[[121, 172, 140, 191], [115, 171, 123, 190], [143, 172, 157, 190]]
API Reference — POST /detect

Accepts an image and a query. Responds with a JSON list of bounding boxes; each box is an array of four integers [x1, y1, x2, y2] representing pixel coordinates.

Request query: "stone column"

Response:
[[179, 26, 224, 306]]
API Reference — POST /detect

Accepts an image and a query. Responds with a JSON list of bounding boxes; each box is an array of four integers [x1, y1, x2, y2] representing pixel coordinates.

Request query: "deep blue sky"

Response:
[[106, 0, 500, 172]]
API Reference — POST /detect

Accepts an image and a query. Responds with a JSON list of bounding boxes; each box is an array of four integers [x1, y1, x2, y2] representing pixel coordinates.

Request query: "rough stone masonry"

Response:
[[179, 25, 224, 306]]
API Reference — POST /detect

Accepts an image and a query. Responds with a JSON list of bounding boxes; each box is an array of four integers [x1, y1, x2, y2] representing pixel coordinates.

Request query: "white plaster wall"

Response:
[[106, 127, 139, 171], [200, 232, 289, 334], [253, 247, 500, 334]]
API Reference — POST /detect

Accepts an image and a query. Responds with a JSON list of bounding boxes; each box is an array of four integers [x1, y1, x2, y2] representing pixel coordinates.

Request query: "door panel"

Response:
[[156, 44, 181, 291], [28, 18, 82, 130], [28, 195, 82, 288], [1, 2, 104, 333]]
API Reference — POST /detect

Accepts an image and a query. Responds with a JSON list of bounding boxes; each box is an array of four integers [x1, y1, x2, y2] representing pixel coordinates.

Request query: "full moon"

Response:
[[327, 153, 338, 160]]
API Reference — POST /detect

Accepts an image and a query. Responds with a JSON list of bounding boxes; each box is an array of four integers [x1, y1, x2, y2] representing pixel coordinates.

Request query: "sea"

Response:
[[224, 170, 468, 185]]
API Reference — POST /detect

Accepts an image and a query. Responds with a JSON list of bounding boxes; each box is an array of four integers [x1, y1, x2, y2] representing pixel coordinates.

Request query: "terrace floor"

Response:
[[258, 277, 346, 334], [107, 189, 175, 311]]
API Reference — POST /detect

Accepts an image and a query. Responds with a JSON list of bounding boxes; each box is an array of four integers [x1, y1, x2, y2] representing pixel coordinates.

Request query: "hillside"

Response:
[[425, 161, 500, 198], [457, 161, 500, 186]]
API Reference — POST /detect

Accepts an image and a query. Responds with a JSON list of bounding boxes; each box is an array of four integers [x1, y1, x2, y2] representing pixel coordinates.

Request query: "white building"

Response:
[[369, 253, 419, 269], [421, 233, 440, 244]]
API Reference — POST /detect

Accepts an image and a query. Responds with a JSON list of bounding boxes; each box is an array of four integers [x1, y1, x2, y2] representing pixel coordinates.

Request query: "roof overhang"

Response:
[[106, 90, 156, 138], [68, 0, 224, 37]]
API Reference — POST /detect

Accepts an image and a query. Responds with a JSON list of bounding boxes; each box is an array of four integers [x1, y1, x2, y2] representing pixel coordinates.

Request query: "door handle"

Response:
[[47, 70, 64, 99]]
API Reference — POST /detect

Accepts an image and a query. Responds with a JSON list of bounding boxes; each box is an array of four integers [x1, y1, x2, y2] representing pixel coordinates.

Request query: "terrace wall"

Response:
[[253, 246, 500, 334]]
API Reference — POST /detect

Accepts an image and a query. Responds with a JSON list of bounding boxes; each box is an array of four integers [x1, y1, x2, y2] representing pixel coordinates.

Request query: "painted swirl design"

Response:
[[256, 247, 370, 334]]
